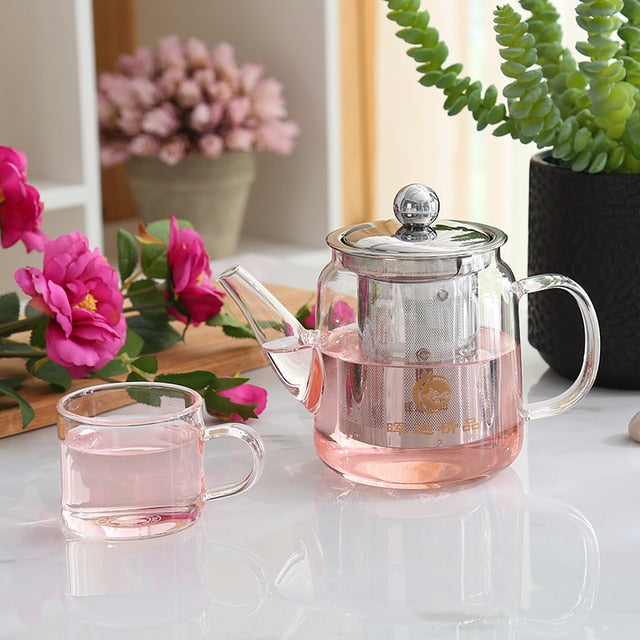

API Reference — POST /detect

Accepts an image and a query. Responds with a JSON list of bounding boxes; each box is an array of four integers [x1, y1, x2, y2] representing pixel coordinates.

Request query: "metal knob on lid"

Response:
[[325, 181, 506, 278], [393, 184, 440, 243], [393, 183, 440, 228]]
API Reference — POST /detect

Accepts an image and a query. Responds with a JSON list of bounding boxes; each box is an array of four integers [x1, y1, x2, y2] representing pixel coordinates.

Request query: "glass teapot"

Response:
[[218, 184, 600, 489]]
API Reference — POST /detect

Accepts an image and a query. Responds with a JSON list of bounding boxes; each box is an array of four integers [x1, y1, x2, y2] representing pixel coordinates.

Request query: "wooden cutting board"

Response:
[[0, 284, 312, 438]]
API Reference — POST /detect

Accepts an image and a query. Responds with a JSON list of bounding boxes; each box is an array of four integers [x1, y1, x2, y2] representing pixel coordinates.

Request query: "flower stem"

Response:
[[121, 283, 166, 300], [122, 301, 170, 314], [0, 315, 44, 337], [121, 268, 145, 291], [0, 348, 47, 359]]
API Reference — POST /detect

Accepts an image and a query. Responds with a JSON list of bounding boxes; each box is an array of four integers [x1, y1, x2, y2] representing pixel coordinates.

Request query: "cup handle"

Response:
[[207, 541, 269, 617], [516, 274, 600, 421], [519, 497, 600, 635], [202, 423, 266, 501]]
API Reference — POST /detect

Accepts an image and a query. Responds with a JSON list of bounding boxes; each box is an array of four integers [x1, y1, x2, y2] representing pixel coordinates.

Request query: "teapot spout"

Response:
[[217, 265, 323, 412]]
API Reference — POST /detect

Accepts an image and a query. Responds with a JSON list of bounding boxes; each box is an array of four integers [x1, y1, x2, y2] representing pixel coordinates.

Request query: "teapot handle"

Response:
[[516, 274, 600, 421]]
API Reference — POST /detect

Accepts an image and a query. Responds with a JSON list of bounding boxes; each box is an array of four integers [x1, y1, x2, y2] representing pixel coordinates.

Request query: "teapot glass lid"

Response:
[[327, 183, 506, 259]]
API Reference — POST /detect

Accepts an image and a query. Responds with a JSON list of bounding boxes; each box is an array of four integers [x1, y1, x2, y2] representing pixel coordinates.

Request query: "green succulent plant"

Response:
[[384, 0, 640, 174]]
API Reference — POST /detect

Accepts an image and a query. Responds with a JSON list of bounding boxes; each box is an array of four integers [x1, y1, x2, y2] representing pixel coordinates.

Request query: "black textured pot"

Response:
[[528, 151, 640, 389]]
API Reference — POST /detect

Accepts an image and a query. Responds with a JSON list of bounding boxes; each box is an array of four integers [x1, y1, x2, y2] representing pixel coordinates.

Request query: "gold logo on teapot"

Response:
[[412, 375, 451, 412]]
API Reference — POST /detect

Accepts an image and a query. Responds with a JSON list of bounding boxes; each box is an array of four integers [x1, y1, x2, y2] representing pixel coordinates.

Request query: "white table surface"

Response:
[[1, 253, 640, 639]]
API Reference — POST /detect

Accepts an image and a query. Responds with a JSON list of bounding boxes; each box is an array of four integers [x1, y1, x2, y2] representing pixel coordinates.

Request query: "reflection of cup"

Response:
[[57, 382, 265, 539], [65, 519, 207, 633], [275, 468, 599, 638], [65, 519, 268, 637]]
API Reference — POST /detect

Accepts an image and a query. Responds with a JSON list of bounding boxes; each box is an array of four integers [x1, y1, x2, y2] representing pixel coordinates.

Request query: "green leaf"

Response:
[[222, 324, 257, 339], [155, 370, 217, 390], [206, 311, 251, 331], [126, 316, 182, 354], [29, 315, 49, 349], [503, 82, 525, 99], [0, 377, 25, 390], [418, 70, 442, 87], [0, 383, 34, 428], [94, 358, 129, 377], [138, 216, 195, 279], [132, 355, 158, 374], [27, 358, 72, 392], [622, 112, 640, 159], [117, 229, 138, 281], [487, 104, 507, 124], [207, 311, 255, 338], [210, 375, 249, 391], [397, 26, 426, 45], [203, 388, 258, 422], [140, 243, 168, 280], [24, 305, 44, 319], [492, 121, 514, 137], [124, 381, 163, 406], [447, 95, 468, 116], [144, 219, 172, 243], [571, 148, 592, 172], [588, 151, 608, 173], [483, 84, 498, 108], [500, 60, 527, 78], [126, 371, 147, 383], [0, 292, 20, 324], [207, 312, 240, 328], [128, 279, 169, 320], [435, 71, 458, 88], [120, 327, 144, 358], [146, 218, 193, 244]]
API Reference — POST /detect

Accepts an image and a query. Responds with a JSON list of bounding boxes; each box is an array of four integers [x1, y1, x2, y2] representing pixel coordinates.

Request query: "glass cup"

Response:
[[57, 381, 265, 540]]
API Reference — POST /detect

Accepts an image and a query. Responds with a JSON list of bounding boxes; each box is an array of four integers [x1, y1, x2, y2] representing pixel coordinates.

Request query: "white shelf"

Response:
[[0, 0, 102, 290], [32, 180, 89, 212]]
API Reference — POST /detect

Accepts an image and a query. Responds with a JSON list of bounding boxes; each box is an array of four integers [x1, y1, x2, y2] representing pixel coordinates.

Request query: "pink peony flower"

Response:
[[0, 146, 48, 252], [97, 93, 118, 129], [117, 107, 143, 137], [240, 61, 264, 93], [177, 78, 202, 108], [98, 35, 299, 165], [227, 97, 252, 127], [142, 103, 179, 137], [158, 67, 185, 97], [193, 68, 215, 91], [130, 77, 160, 108], [198, 134, 224, 158], [100, 140, 130, 167], [252, 78, 288, 120], [129, 133, 162, 157], [329, 299, 356, 329], [190, 102, 212, 131], [217, 381, 268, 421], [157, 34, 186, 71], [211, 41, 238, 84], [117, 47, 155, 77], [14, 232, 126, 378], [158, 135, 188, 165], [254, 120, 300, 155], [225, 128, 254, 151], [209, 81, 233, 103], [166, 216, 225, 325], [209, 101, 224, 127], [99, 73, 139, 109], [185, 37, 210, 69], [299, 303, 316, 329]]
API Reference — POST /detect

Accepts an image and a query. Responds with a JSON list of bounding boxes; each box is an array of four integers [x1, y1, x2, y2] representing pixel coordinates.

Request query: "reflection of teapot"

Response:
[[65, 520, 267, 638], [219, 184, 600, 488], [274, 468, 600, 639]]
